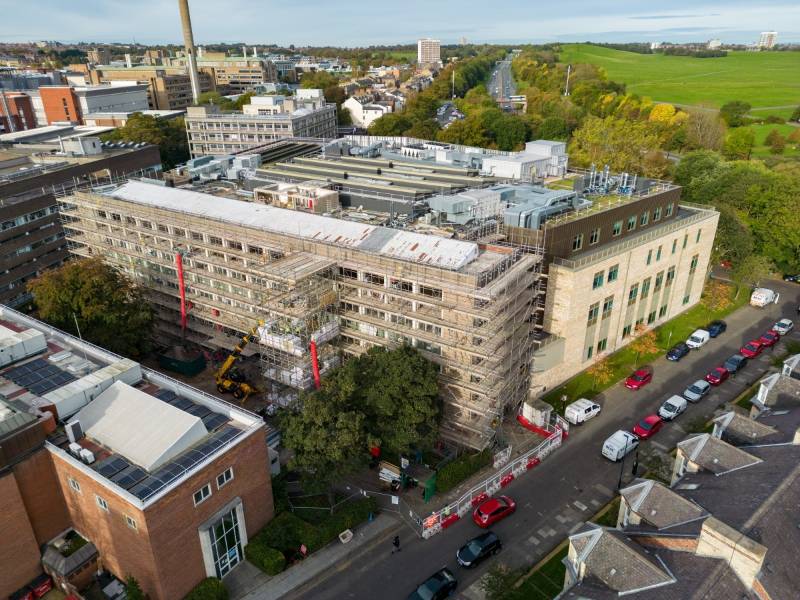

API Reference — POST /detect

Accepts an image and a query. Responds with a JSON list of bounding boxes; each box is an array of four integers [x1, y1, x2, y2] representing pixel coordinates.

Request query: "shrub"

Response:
[[253, 512, 316, 555], [184, 578, 228, 600], [245, 544, 286, 576], [436, 449, 493, 493]]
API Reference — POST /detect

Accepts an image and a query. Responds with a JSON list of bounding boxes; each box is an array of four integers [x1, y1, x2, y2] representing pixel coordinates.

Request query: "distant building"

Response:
[[178, 52, 278, 94], [417, 38, 442, 66], [707, 38, 722, 50], [89, 66, 215, 110], [758, 31, 777, 49], [0, 91, 36, 132], [86, 47, 112, 65], [37, 84, 149, 125], [343, 95, 392, 129]]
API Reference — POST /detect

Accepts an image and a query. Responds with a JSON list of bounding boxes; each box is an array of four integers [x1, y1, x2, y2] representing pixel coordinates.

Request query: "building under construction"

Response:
[[58, 179, 543, 449]]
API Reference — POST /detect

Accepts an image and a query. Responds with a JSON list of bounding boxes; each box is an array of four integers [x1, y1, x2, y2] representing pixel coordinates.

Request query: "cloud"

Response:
[[629, 13, 721, 20]]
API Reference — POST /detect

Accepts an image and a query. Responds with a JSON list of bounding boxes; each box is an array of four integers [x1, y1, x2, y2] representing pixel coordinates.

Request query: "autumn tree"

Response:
[[587, 359, 614, 390], [569, 115, 664, 175], [765, 129, 786, 154], [719, 100, 751, 127], [732, 254, 773, 295], [101, 113, 188, 169], [702, 280, 734, 312], [629, 324, 659, 365], [28, 258, 153, 358], [722, 127, 755, 160]]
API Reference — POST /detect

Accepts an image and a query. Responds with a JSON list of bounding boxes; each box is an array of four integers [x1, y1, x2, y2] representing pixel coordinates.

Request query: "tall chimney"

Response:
[[242, 45, 247, 58], [252, 46, 257, 58], [177, 0, 202, 103]]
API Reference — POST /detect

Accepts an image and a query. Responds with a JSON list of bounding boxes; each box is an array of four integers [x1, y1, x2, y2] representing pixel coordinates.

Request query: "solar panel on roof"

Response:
[[155, 390, 177, 402], [95, 455, 130, 478], [130, 476, 166, 500], [185, 403, 212, 419], [171, 397, 194, 411], [215, 427, 239, 443], [111, 465, 148, 489], [202, 413, 228, 431], [173, 453, 199, 470]]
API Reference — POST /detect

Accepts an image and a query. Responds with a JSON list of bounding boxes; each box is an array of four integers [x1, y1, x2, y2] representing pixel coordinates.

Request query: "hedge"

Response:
[[184, 578, 228, 600], [245, 544, 285, 575], [436, 449, 493, 493]]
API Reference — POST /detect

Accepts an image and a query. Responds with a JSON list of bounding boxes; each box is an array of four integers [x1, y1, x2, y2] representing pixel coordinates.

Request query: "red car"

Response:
[[705, 366, 729, 385], [625, 366, 653, 390], [632, 414, 663, 439], [739, 340, 763, 358], [472, 495, 516, 528], [758, 331, 779, 348]]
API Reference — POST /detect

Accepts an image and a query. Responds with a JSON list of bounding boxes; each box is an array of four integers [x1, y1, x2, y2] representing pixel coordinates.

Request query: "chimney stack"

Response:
[[124, 53, 132, 68], [177, 0, 202, 103], [242, 45, 247, 58]]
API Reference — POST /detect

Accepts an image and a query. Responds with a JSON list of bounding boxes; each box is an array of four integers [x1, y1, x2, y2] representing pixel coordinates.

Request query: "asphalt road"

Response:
[[290, 281, 799, 600], [489, 58, 516, 102]]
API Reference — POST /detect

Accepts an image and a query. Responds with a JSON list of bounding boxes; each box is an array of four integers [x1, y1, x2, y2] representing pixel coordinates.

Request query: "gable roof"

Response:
[[712, 411, 779, 445], [678, 434, 761, 475], [620, 479, 706, 530]]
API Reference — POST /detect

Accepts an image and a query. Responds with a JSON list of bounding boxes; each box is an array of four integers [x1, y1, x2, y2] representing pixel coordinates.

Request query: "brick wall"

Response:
[[39, 87, 82, 124], [0, 472, 44, 598], [13, 449, 71, 544]]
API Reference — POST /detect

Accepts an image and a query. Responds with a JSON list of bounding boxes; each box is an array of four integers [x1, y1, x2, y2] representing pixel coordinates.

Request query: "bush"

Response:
[[253, 512, 317, 555], [245, 544, 286, 576], [436, 449, 493, 493], [184, 578, 228, 600]]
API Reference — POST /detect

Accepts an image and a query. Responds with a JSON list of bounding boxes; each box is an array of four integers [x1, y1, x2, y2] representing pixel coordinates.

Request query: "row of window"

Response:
[[592, 264, 619, 290], [68, 478, 138, 531], [193, 467, 235, 507], [1, 205, 58, 232], [571, 203, 675, 252], [339, 267, 444, 300]]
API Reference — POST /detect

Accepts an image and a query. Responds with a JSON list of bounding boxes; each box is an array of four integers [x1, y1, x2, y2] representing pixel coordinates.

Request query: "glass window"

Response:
[[68, 478, 81, 493], [589, 228, 600, 245], [683, 294, 691, 305], [627, 216, 637, 231], [572, 233, 583, 251], [628, 283, 639, 304], [592, 271, 604, 290], [659, 304, 668, 317], [653, 206, 662, 221], [612, 221, 622, 236], [666, 203, 674, 217], [672, 239, 677, 254], [683, 233, 688, 249], [690, 254, 699, 272], [654, 271, 664, 291], [96, 495, 109, 512], [696, 229, 702, 243], [607, 265, 619, 283], [647, 311, 657, 324], [641, 277, 651, 298], [602, 296, 614, 319], [640, 211, 649, 226], [622, 324, 633, 338], [125, 515, 137, 530], [194, 484, 212, 506], [646, 250, 653, 266], [666, 266, 676, 284], [587, 303, 600, 325], [217, 468, 234, 489], [586, 346, 593, 360], [597, 338, 607, 352], [656, 245, 662, 261]]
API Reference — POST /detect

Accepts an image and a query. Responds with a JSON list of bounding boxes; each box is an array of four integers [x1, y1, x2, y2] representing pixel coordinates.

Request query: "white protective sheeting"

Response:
[[75, 380, 208, 472], [109, 180, 479, 270], [0, 326, 47, 368]]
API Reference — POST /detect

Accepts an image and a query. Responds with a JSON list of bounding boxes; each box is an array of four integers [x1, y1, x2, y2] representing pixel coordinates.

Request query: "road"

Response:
[[488, 57, 516, 103], [290, 281, 799, 600]]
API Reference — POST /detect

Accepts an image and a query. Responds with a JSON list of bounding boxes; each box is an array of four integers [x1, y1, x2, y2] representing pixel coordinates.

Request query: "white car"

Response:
[[602, 430, 639, 462], [683, 380, 711, 403], [773, 318, 794, 336], [750, 288, 779, 307], [564, 398, 601, 425], [658, 395, 688, 421], [686, 329, 710, 349]]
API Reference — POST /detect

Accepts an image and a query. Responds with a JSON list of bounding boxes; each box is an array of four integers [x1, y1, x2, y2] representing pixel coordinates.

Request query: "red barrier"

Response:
[[441, 514, 460, 529], [526, 456, 541, 470], [471, 492, 489, 507], [309, 340, 321, 389], [516, 414, 552, 439], [500, 473, 515, 487]]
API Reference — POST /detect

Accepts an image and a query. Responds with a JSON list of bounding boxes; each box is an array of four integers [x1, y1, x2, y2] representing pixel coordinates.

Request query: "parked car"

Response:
[[632, 414, 663, 439], [750, 288, 779, 307], [625, 366, 653, 390], [706, 320, 727, 338], [473, 496, 516, 528], [666, 342, 691, 361], [408, 568, 457, 600], [705, 367, 729, 385], [683, 380, 711, 402], [723, 354, 748, 374], [783, 274, 800, 283], [602, 430, 639, 461], [686, 329, 711, 349], [739, 340, 763, 358], [564, 399, 601, 425], [456, 531, 502, 567], [773, 319, 794, 336], [658, 395, 688, 421], [759, 330, 780, 348]]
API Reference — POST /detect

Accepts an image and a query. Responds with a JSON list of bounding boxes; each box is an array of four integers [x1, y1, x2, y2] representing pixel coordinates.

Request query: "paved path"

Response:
[[249, 282, 800, 600]]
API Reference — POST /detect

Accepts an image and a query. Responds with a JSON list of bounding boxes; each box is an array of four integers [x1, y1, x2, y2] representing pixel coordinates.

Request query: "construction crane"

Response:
[[215, 321, 263, 403]]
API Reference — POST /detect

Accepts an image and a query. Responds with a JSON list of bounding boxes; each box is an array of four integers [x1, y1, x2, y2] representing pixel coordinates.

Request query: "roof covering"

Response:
[[75, 380, 208, 472], [620, 479, 706, 530], [678, 434, 762, 475], [108, 180, 480, 270]]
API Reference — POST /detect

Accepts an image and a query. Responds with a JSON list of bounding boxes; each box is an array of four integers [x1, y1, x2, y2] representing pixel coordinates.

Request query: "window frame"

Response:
[[68, 478, 81, 493], [216, 467, 234, 489], [96, 495, 109, 512], [193, 483, 212, 507]]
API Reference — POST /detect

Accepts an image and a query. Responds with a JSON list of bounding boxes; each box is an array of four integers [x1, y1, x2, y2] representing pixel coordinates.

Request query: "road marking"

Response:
[[528, 535, 540, 546], [569, 522, 584, 534], [546, 527, 558, 537], [537, 528, 548, 537], [555, 514, 567, 523], [573, 501, 588, 512], [651, 441, 670, 452], [590, 499, 601, 508]]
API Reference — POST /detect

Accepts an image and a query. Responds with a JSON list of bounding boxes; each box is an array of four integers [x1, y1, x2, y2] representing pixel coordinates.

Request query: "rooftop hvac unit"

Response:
[[68, 442, 82, 457], [80, 449, 95, 464], [66, 420, 83, 443]]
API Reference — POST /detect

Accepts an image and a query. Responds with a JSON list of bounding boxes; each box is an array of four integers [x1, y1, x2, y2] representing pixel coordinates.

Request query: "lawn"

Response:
[[746, 123, 800, 157], [543, 283, 749, 408], [558, 44, 800, 113]]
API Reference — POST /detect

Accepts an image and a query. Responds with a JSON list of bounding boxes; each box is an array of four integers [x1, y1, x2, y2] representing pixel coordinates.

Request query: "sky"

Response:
[[0, 0, 798, 46]]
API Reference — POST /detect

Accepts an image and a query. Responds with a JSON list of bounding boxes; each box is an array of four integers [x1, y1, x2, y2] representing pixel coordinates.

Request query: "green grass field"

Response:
[[559, 44, 800, 113], [747, 123, 800, 157]]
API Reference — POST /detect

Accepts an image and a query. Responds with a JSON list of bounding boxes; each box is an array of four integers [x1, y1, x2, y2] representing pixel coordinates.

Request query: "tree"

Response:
[[788, 129, 800, 144], [790, 105, 800, 122], [648, 103, 676, 124], [569, 115, 664, 174], [719, 101, 751, 127], [27, 258, 153, 358], [702, 281, 733, 312], [684, 109, 725, 151], [587, 359, 614, 390], [722, 127, 755, 160], [673, 150, 722, 188], [100, 113, 188, 169], [538, 116, 570, 140], [732, 254, 773, 294], [629, 325, 659, 365], [125, 576, 145, 600], [368, 113, 412, 136], [765, 129, 786, 154]]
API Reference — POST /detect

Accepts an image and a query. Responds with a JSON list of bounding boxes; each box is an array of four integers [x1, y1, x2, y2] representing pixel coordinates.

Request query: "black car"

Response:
[[706, 320, 727, 338], [456, 531, 502, 568], [407, 568, 457, 600], [783, 274, 800, 283], [723, 353, 748, 374], [666, 342, 691, 361]]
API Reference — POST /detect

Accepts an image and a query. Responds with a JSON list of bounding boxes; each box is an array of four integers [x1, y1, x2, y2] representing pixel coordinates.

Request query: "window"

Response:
[[683, 233, 688, 249], [96, 495, 109, 512], [653, 206, 662, 221], [217, 468, 234, 489], [612, 220, 622, 236], [683, 294, 691, 305], [654, 271, 664, 291], [209, 235, 223, 246], [391, 278, 413, 293], [174, 227, 186, 237], [68, 478, 81, 493], [597, 338, 608, 352], [602, 296, 614, 319], [125, 515, 138, 530], [647, 311, 657, 324], [363, 272, 385, 286], [672, 239, 677, 255], [622, 324, 633, 338], [627, 215, 637, 231], [572, 233, 584, 251], [640, 211, 649, 226], [690, 254, 699, 273], [641, 277, 651, 298], [227, 240, 243, 251], [339, 267, 357, 280], [592, 271, 604, 290], [696, 229, 702, 243], [157, 224, 169, 233], [659, 304, 668, 318], [666, 266, 676, 285], [191, 231, 204, 241], [587, 302, 600, 325], [607, 265, 619, 283], [586, 346, 593, 360], [419, 285, 442, 299], [628, 283, 639, 304], [589, 228, 600, 245], [646, 249, 653, 266], [666, 203, 674, 217], [193, 484, 212, 506], [209, 507, 243, 578], [656, 245, 662, 261]]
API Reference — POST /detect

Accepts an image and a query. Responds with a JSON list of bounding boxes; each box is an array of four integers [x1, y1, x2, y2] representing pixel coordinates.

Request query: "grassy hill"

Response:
[[559, 44, 800, 117]]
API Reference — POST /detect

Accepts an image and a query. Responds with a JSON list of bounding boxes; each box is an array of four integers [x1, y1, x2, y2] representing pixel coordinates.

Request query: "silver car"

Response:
[[683, 380, 711, 402]]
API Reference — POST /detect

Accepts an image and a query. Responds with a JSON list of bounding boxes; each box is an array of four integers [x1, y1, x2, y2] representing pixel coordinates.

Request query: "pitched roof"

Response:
[[620, 479, 706, 530], [760, 374, 800, 409], [712, 411, 779, 445], [678, 434, 761, 475]]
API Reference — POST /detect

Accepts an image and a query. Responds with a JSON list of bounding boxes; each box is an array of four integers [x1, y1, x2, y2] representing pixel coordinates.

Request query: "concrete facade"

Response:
[[89, 66, 215, 110]]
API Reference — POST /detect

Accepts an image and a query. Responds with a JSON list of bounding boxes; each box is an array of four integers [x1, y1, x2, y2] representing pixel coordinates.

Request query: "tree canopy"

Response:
[[27, 258, 153, 358], [100, 113, 188, 169]]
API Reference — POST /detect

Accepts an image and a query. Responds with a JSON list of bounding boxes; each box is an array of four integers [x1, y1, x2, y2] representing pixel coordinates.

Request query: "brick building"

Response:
[[38, 86, 82, 124], [88, 66, 214, 110], [0, 91, 37, 132]]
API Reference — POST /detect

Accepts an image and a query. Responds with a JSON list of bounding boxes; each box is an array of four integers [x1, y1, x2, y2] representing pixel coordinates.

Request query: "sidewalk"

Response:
[[227, 513, 400, 600]]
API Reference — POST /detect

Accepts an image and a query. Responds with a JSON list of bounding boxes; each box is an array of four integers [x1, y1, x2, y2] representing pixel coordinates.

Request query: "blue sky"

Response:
[[0, 0, 797, 46]]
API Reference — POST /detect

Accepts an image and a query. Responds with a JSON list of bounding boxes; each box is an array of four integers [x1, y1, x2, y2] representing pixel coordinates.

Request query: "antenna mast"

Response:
[[564, 64, 572, 96]]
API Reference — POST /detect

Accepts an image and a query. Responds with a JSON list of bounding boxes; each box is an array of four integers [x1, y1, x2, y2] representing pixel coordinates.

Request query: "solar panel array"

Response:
[[4, 358, 77, 396]]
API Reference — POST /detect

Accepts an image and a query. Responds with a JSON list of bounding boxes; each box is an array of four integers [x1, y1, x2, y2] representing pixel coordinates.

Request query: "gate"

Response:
[[357, 488, 424, 538]]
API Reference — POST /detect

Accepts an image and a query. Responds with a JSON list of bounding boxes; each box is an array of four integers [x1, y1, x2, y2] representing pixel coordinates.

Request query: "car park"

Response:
[[473, 496, 516, 528], [773, 319, 794, 336], [456, 531, 502, 568], [723, 354, 748, 374], [407, 568, 457, 600], [759, 331, 780, 348], [666, 342, 690, 361], [658, 395, 687, 421], [625, 366, 653, 390], [705, 366, 729, 385], [739, 340, 764, 358], [632, 414, 663, 439], [706, 320, 727, 338], [686, 329, 710, 349], [602, 430, 639, 461], [683, 380, 711, 402], [564, 399, 601, 425]]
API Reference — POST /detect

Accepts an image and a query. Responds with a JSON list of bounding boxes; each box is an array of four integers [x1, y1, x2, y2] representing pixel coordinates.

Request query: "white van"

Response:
[[602, 430, 639, 462], [658, 395, 687, 421], [686, 329, 710, 349], [750, 288, 779, 307], [564, 399, 601, 425]]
